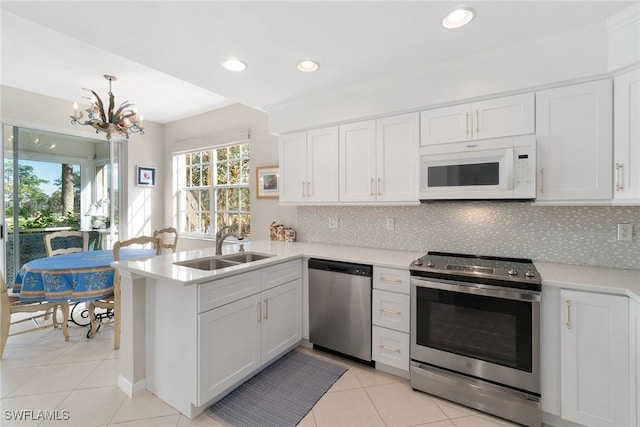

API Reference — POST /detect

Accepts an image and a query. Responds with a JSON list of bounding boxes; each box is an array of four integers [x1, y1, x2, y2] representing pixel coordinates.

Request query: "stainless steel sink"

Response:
[[221, 252, 275, 263], [174, 258, 240, 271], [174, 252, 275, 271]]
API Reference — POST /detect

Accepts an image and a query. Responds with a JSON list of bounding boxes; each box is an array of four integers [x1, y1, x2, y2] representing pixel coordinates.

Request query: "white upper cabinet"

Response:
[[614, 67, 640, 204], [279, 132, 307, 203], [420, 93, 535, 146], [279, 127, 339, 203], [376, 113, 420, 202], [535, 79, 613, 203], [340, 113, 419, 203], [339, 120, 377, 202]]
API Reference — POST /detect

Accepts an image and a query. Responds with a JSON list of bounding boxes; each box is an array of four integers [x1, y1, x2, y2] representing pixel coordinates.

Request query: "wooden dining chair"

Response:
[[43, 230, 89, 323], [44, 230, 89, 257], [1, 272, 69, 358], [153, 227, 178, 253], [87, 236, 161, 349]]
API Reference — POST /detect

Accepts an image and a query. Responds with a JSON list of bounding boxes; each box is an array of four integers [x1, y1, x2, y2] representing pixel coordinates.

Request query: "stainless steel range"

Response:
[[410, 251, 541, 427]]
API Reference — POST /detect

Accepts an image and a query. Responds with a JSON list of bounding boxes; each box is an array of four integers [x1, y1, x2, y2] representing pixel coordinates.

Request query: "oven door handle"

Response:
[[412, 278, 540, 302]]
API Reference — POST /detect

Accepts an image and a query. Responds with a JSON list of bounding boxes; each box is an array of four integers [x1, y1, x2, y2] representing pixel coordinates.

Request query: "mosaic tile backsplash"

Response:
[[297, 203, 640, 270]]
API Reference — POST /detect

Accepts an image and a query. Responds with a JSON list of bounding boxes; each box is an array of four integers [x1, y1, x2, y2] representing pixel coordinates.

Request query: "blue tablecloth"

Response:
[[13, 249, 157, 303]]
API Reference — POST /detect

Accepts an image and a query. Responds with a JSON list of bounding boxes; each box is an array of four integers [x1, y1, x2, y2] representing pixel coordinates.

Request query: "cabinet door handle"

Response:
[[264, 298, 269, 320], [257, 302, 262, 323], [306, 181, 311, 197], [301, 182, 306, 197], [566, 300, 572, 329], [370, 178, 375, 196], [377, 177, 382, 196], [379, 308, 402, 316], [475, 109, 480, 134], [615, 163, 623, 191], [380, 275, 401, 283], [539, 168, 545, 193], [465, 111, 470, 136], [378, 344, 401, 354]]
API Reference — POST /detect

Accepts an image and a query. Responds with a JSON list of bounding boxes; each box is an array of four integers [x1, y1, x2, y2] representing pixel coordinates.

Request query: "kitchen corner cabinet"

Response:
[[279, 127, 339, 203], [559, 289, 632, 427], [535, 79, 613, 203], [420, 92, 534, 146], [614, 67, 640, 204], [371, 267, 410, 374], [339, 112, 419, 203]]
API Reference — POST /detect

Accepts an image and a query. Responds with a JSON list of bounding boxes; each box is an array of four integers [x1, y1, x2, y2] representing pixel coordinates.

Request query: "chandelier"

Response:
[[70, 75, 144, 140]]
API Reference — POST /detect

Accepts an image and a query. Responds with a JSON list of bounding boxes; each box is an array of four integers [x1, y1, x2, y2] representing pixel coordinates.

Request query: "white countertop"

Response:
[[535, 261, 640, 303], [114, 240, 640, 302], [113, 240, 424, 285]]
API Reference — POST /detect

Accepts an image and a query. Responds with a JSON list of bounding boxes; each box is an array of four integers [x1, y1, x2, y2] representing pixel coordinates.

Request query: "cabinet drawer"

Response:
[[261, 259, 302, 291], [198, 270, 261, 313], [373, 267, 410, 294], [372, 326, 409, 371], [372, 290, 410, 333]]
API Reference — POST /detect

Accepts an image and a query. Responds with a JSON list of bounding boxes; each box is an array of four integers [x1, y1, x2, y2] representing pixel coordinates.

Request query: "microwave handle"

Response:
[[505, 148, 514, 190]]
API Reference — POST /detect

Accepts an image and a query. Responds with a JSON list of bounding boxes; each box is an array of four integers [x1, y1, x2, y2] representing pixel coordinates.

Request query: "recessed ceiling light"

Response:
[[442, 7, 475, 29], [296, 60, 319, 73], [222, 58, 247, 72]]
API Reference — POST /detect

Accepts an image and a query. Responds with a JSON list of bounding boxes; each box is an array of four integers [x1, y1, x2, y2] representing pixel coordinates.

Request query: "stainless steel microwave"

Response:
[[419, 135, 536, 200]]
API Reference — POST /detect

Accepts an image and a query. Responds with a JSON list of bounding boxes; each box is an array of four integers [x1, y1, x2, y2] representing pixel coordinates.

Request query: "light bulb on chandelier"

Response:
[[70, 75, 144, 140]]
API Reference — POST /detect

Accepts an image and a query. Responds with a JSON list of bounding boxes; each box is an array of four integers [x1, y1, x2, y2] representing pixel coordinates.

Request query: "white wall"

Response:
[[163, 103, 297, 251], [0, 85, 165, 239]]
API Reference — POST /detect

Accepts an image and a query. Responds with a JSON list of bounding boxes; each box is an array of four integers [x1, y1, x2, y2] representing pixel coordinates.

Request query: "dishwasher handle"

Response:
[[308, 258, 373, 277]]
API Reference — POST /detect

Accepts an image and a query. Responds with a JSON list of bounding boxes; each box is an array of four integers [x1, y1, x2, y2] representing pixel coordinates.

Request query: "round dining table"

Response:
[[13, 249, 157, 303]]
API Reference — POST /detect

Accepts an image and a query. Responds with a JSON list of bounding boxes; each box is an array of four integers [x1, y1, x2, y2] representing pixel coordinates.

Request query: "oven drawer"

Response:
[[373, 267, 410, 294], [373, 290, 410, 333], [372, 326, 409, 371]]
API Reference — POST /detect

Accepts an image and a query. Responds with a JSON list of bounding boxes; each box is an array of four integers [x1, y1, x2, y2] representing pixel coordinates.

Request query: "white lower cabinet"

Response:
[[372, 325, 409, 371], [260, 279, 302, 364], [371, 266, 410, 373], [372, 290, 410, 332], [559, 289, 632, 427], [197, 278, 302, 406], [198, 294, 262, 405], [148, 259, 302, 418], [631, 298, 640, 426]]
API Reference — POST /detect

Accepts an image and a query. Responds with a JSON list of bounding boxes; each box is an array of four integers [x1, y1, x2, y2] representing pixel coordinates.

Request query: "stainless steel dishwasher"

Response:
[[308, 258, 373, 362]]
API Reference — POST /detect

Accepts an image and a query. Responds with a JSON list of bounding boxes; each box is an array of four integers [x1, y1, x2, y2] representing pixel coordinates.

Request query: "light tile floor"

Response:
[[1, 315, 521, 427]]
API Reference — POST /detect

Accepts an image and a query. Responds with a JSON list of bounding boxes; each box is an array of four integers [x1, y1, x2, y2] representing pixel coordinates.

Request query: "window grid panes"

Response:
[[178, 144, 250, 238]]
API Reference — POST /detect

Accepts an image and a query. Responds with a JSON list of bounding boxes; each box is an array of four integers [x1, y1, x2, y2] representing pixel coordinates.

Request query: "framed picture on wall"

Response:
[[137, 166, 156, 186], [256, 165, 279, 199]]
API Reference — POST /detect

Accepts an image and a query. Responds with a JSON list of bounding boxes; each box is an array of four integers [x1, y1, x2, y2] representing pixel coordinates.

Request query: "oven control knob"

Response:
[[525, 269, 535, 278], [414, 259, 423, 266], [508, 268, 518, 276], [426, 260, 435, 268]]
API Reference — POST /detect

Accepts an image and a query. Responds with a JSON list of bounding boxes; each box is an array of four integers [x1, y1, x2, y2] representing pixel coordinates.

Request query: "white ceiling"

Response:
[[0, 1, 635, 124]]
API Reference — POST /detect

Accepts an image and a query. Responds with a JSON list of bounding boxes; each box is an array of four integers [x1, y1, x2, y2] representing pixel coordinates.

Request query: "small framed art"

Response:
[[137, 166, 156, 186], [256, 165, 279, 199]]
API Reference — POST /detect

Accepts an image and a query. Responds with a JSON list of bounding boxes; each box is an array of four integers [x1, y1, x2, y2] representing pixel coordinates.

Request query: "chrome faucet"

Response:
[[215, 225, 244, 255]]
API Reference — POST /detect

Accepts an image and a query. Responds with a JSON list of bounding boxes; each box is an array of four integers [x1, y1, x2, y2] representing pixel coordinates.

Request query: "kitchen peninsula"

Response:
[[113, 240, 640, 422]]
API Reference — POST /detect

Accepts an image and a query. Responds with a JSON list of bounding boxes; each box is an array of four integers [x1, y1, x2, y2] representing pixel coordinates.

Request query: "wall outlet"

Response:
[[617, 223, 632, 241], [328, 217, 339, 229], [385, 218, 395, 230]]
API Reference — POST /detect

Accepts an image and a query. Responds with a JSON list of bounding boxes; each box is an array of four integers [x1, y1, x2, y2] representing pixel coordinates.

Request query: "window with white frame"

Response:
[[176, 143, 250, 238]]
